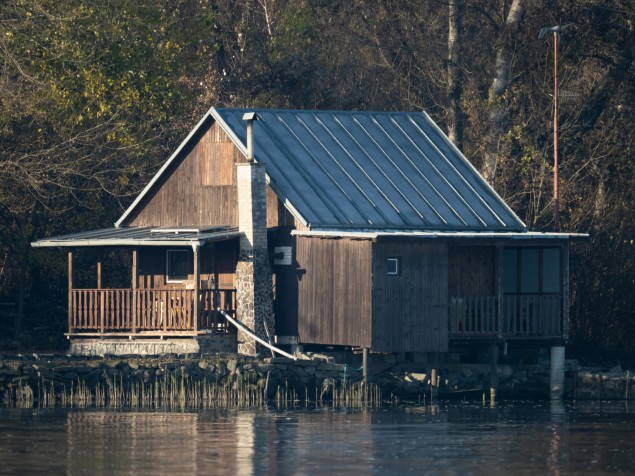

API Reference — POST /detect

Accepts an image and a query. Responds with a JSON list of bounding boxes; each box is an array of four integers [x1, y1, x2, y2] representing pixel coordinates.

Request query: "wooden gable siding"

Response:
[[296, 236, 372, 347], [124, 121, 295, 228], [448, 245, 495, 296], [371, 241, 449, 353]]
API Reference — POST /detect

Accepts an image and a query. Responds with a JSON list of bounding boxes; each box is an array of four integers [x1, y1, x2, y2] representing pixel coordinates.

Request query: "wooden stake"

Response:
[[68, 251, 73, 333]]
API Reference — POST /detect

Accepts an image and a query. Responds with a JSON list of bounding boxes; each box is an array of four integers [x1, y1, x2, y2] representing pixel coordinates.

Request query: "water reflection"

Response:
[[1, 402, 634, 475]]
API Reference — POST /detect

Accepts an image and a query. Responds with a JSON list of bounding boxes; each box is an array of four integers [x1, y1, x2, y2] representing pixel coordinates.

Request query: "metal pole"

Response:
[[553, 31, 561, 232]]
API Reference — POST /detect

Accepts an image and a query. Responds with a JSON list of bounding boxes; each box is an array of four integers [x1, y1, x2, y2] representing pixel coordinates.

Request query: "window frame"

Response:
[[386, 257, 401, 276], [165, 249, 193, 283], [503, 246, 561, 295]]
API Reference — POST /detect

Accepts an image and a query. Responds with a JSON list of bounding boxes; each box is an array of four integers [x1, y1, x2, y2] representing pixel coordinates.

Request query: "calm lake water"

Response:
[[1, 401, 634, 475]]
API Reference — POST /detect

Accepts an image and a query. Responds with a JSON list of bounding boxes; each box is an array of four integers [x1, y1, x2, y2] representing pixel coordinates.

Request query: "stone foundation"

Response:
[[69, 335, 236, 357]]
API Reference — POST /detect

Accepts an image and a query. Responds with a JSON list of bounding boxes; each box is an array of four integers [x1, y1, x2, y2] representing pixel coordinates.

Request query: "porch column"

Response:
[[496, 245, 504, 338], [132, 248, 138, 333], [550, 345, 566, 400], [68, 250, 73, 333], [235, 161, 275, 356], [193, 243, 200, 333], [562, 244, 570, 339], [96, 256, 102, 289]]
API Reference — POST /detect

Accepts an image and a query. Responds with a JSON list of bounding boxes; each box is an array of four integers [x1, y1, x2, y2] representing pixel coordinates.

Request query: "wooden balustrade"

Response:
[[69, 288, 236, 334], [449, 295, 563, 339]]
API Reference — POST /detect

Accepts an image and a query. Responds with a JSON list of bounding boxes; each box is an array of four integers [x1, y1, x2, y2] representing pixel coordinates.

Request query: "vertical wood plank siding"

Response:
[[372, 241, 449, 353], [296, 237, 372, 347], [269, 229, 299, 336], [448, 246, 495, 296], [124, 121, 294, 228]]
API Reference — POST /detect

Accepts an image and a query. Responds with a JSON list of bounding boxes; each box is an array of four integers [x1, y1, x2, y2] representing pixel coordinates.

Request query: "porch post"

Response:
[[68, 250, 73, 333], [562, 244, 570, 339], [96, 256, 102, 290], [496, 245, 504, 338], [132, 248, 138, 333], [193, 243, 200, 333]]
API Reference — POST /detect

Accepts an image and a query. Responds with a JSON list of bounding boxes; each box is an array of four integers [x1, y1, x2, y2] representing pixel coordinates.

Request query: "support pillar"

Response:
[[490, 342, 498, 406], [68, 251, 73, 333], [193, 244, 200, 333], [362, 347, 369, 383], [132, 248, 138, 333], [550, 345, 566, 400]]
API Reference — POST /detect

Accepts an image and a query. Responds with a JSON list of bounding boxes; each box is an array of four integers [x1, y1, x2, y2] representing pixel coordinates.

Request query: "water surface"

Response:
[[1, 401, 634, 475]]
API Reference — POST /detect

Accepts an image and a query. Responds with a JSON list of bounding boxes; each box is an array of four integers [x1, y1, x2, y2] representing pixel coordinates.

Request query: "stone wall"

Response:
[[1, 353, 633, 406], [69, 335, 236, 357]]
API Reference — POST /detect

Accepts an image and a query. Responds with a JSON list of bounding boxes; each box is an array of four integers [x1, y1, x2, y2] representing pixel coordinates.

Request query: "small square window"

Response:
[[166, 250, 193, 283], [387, 257, 401, 276]]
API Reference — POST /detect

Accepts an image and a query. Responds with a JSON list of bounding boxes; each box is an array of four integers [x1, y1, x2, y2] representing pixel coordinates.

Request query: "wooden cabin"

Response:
[[32, 108, 585, 356]]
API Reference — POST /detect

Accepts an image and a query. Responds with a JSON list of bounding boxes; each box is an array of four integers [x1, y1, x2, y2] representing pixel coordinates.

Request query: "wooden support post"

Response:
[[100, 288, 105, 334], [132, 248, 138, 333], [362, 347, 369, 383], [430, 368, 438, 402], [193, 244, 200, 333], [496, 245, 504, 338], [562, 244, 570, 339], [68, 251, 73, 333], [96, 257, 102, 290], [490, 341, 498, 406]]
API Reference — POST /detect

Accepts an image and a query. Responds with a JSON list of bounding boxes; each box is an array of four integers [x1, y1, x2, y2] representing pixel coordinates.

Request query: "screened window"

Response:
[[503, 247, 561, 294], [166, 250, 193, 283]]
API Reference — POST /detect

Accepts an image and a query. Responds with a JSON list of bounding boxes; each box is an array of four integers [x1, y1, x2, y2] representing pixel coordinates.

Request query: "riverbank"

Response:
[[1, 353, 633, 407]]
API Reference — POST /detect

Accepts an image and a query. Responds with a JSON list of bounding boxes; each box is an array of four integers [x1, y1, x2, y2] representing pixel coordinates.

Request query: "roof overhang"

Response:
[[292, 229, 589, 241], [31, 226, 241, 249]]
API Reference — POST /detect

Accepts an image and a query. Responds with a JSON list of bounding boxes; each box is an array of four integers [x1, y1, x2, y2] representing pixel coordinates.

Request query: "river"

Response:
[[1, 401, 634, 475]]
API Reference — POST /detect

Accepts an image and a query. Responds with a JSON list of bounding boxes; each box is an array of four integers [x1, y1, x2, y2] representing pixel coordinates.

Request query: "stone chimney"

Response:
[[235, 112, 275, 356]]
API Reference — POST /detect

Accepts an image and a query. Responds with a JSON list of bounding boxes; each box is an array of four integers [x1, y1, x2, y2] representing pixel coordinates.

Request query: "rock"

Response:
[[409, 373, 427, 383], [227, 359, 238, 372], [461, 368, 474, 379]]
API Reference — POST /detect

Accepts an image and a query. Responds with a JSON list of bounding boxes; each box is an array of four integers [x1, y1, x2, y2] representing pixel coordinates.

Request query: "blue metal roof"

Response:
[[213, 109, 526, 232], [32, 226, 240, 248]]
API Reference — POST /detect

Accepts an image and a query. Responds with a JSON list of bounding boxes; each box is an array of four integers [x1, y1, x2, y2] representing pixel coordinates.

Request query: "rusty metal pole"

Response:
[[553, 30, 561, 233]]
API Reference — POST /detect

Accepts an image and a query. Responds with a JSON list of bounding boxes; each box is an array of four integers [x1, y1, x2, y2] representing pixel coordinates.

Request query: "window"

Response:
[[166, 250, 193, 283], [387, 257, 401, 276], [503, 247, 561, 294]]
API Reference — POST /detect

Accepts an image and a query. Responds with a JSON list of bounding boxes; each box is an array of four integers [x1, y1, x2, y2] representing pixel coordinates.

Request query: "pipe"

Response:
[[242, 112, 257, 162], [218, 309, 297, 361]]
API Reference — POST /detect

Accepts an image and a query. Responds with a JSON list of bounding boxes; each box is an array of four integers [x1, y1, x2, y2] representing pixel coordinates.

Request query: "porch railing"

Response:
[[69, 288, 236, 334], [449, 295, 563, 339]]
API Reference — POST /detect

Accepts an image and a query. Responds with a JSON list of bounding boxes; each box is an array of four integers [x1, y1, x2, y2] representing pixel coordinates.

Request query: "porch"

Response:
[[449, 294, 565, 339], [68, 288, 236, 337]]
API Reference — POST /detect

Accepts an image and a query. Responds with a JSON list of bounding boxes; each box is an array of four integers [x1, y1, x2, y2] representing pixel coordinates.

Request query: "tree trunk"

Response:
[[482, 0, 524, 183], [447, 0, 465, 149]]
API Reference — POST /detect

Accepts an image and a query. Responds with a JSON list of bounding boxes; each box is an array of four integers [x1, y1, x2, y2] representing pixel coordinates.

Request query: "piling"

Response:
[[362, 348, 369, 384], [550, 346, 566, 400], [490, 342, 498, 406]]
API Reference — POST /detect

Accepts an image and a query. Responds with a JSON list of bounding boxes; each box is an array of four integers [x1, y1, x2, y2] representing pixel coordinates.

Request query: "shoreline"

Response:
[[1, 353, 633, 407]]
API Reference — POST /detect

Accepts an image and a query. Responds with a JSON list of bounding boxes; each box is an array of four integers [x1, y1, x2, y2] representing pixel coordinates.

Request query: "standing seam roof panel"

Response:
[[212, 108, 526, 231]]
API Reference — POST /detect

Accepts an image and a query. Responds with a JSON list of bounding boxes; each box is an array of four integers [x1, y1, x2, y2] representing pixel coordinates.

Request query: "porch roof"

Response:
[[31, 226, 241, 248]]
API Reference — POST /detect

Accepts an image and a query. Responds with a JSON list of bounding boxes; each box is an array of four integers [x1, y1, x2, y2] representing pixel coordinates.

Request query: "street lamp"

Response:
[[539, 24, 572, 233]]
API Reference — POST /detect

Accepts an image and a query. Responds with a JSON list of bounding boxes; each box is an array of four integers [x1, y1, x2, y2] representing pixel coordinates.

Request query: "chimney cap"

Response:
[[242, 112, 257, 121]]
